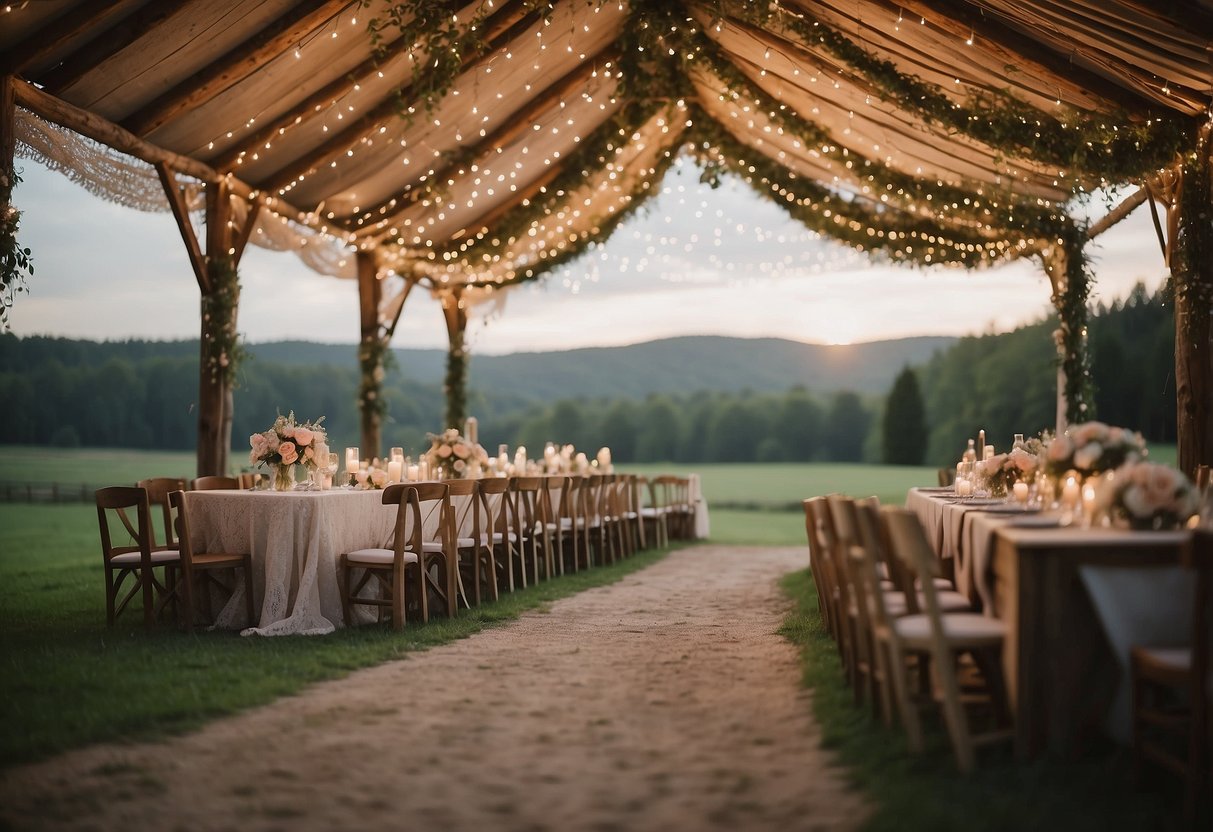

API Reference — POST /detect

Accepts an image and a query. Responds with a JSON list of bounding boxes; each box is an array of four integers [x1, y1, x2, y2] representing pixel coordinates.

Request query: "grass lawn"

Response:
[[778, 568, 1182, 831], [0, 501, 674, 767]]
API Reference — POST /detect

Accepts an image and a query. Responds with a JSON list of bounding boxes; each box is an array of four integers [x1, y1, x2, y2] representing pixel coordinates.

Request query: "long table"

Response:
[[905, 487, 1192, 758], [184, 488, 396, 636]]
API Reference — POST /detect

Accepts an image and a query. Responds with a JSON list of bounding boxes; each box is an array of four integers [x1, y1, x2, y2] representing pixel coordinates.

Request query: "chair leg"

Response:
[[339, 556, 353, 627], [391, 564, 405, 630]]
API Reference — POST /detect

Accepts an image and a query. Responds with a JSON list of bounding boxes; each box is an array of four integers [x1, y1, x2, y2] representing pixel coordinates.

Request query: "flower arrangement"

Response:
[[977, 446, 1040, 496], [1044, 421, 1146, 478], [1096, 462, 1200, 531], [250, 412, 328, 491], [424, 428, 488, 479]]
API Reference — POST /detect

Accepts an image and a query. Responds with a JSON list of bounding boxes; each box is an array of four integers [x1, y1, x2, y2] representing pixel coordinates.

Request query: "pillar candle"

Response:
[[1013, 482, 1029, 503], [345, 447, 359, 475], [387, 460, 402, 483]]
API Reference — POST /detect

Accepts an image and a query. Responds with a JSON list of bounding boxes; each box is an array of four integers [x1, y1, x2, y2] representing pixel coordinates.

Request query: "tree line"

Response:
[[0, 282, 1175, 466]]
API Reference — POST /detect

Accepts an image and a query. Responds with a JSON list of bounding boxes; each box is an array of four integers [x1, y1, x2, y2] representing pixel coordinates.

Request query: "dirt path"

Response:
[[0, 545, 868, 831]]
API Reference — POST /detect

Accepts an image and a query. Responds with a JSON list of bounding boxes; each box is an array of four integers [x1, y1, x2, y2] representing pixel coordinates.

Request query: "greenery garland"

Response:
[[363, 1, 556, 119], [444, 336, 466, 429], [1050, 222, 1094, 423], [763, 4, 1192, 188], [200, 255, 244, 387], [0, 167, 33, 332], [1172, 126, 1212, 339], [357, 334, 390, 421]]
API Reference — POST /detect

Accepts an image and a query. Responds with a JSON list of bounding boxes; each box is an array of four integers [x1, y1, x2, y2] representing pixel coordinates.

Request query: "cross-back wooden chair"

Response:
[[1131, 528, 1212, 827], [802, 497, 832, 637], [555, 475, 586, 573], [412, 481, 457, 619], [881, 506, 1012, 773], [614, 474, 643, 556], [637, 475, 669, 549], [478, 476, 519, 595], [581, 474, 611, 567], [651, 475, 692, 539], [447, 479, 494, 607], [191, 475, 240, 491], [96, 486, 182, 628], [511, 475, 546, 585], [339, 484, 425, 629], [169, 490, 255, 632], [136, 477, 187, 551]]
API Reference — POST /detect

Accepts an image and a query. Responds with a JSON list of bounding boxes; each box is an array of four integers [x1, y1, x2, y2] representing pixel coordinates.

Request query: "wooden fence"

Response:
[[0, 481, 100, 503]]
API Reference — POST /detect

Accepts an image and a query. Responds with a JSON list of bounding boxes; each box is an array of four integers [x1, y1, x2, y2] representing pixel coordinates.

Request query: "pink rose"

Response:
[[281, 425, 296, 440], [1047, 436, 1072, 462], [278, 441, 298, 465], [250, 433, 268, 458], [438, 444, 453, 458], [453, 443, 469, 459], [294, 427, 314, 447]]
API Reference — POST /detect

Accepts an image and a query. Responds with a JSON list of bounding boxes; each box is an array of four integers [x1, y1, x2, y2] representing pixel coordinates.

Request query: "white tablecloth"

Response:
[[185, 489, 397, 636]]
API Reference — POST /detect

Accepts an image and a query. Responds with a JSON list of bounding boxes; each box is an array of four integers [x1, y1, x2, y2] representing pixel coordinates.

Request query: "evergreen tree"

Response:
[[825, 391, 870, 462], [882, 366, 926, 464]]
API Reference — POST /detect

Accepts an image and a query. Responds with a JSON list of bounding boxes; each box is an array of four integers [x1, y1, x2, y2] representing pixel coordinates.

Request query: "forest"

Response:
[[0, 283, 1175, 467]]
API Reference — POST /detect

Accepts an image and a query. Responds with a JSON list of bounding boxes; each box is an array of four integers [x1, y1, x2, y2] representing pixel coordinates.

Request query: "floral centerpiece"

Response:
[[1096, 462, 1200, 530], [424, 428, 489, 479], [250, 412, 328, 491], [1044, 421, 1146, 479], [977, 446, 1040, 497]]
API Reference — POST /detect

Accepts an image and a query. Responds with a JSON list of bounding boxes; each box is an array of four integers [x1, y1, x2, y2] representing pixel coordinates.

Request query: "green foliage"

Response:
[[778, 568, 1181, 831], [0, 167, 33, 331], [200, 255, 244, 387], [0, 501, 672, 766], [883, 367, 926, 465], [825, 391, 871, 462]]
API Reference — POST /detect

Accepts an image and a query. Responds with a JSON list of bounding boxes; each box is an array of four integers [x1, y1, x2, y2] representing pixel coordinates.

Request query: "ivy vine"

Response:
[[0, 167, 33, 332], [357, 334, 391, 421], [1172, 125, 1213, 339], [1049, 222, 1095, 423], [200, 255, 244, 387]]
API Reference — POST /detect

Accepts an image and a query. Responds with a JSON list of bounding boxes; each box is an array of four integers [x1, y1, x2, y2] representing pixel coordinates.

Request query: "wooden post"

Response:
[[1, 75, 14, 189], [1039, 223, 1093, 433], [440, 287, 469, 430], [195, 179, 234, 477], [1172, 123, 1213, 478], [356, 250, 383, 459]]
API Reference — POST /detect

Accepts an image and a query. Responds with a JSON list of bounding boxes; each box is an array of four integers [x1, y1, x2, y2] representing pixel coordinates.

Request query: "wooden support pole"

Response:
[[196, 180, 235, 478], [441, 287, 469, 430], [1, 75, 14, 188], [1173, 123, 1213, 478], [357, 250, 384, 460], [155, 162, 209, 292]]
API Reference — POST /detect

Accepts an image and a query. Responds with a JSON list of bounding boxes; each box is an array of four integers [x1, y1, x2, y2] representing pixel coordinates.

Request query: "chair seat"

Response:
[[423, 541, 446, 553], [927, 590, 974, 613], [346, 548, 419, 566], [850, 592, 908, 618], [623, 511, 638, 519], [640, 507, 666, 517], [894, 613, 1005, 648], [110, 549, 181, 566], [1131, 645, 1191, 674], [456, 537, 476, 548], [191, 551, 246, 567]]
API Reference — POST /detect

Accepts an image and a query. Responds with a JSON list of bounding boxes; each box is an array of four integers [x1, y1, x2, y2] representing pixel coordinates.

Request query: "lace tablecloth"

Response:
[[184, 489, 397, 636]]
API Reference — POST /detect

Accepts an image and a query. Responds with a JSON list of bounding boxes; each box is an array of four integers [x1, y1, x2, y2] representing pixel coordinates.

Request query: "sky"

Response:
[[9, 155, 1170, 355]]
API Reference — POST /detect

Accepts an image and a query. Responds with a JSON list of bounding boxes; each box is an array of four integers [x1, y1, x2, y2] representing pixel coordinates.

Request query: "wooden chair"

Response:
[[96, 486, 182, 628], [616, 474, 644, 555], [447, 479, 494, 607], [542, 475, 574, 576], [168, 490, 255, 632], [1131, 528, 1212, 827], [413, 482, 458, 619], [802, 498, 833, 639], [881, 506, 1012, 773], [584, 474, 614, 566], [136, 477, 187, 551], [191, 475, 240, 491], [478, 476, 520, 594], [339, 484, 425, 630], [511, 476, 546, 585], [652, 476, 692, 539], [806, 496, 854, 676], [637, 475, 669, 549], [556, 475, 587, 573]]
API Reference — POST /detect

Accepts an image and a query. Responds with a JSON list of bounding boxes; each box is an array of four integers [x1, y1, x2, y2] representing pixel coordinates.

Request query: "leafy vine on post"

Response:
[[1, 167, 32, 332], [1042, 220, 1094, 430], [199, 254, 244, 474], [441, 287, 468, 430]]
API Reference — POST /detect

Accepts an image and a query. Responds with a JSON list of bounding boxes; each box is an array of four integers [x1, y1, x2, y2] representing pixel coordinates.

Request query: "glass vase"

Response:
[[273, 463, 297, 492]]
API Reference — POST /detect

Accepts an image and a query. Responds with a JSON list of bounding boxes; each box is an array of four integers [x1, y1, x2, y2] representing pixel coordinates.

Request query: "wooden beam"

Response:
[[1086, 186, 1149, 240], [1174, 123, 1212, 477], [876, 0, 1166, 116], [122, 0, 347, 137], [357, 249, 384, 458], [232, 201, 262, 264], [1, 76, 14, 181], [0, 0, 131, 77], [38, 1, 192, 95], [13, 79, 320, 232], [348, 47, 618, 236], [155, 162, 210, 292], [260, 4, 545, 194], [209, 0, 527, 172]]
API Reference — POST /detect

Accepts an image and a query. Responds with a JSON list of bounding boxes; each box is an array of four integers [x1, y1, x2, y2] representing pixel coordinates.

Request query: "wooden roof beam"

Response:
[[0, 0, 132, 77], [32, 1, 191, 94], [347, 47, 619, 236], [259, 3, 544, 195], [14, 79, 321, 235], [209, 0, 520, 172], [831, 0, 1167, 116], [122, 0, 350, 138]]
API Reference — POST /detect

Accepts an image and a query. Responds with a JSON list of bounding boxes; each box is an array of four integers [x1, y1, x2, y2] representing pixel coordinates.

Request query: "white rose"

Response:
[[1072, 442, 1102, 471]]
